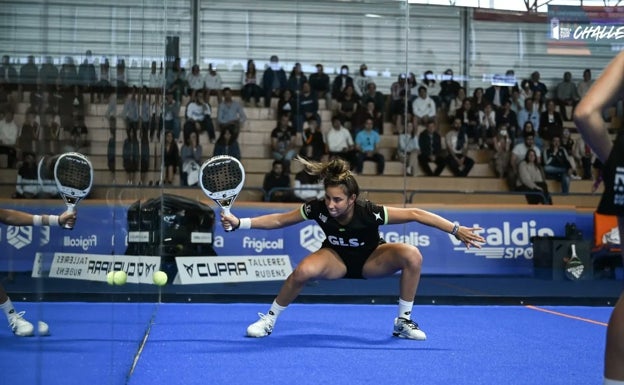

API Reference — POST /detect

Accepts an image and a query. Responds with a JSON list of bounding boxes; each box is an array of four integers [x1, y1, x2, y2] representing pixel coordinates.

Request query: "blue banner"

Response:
[[0, 201, 595, 276]]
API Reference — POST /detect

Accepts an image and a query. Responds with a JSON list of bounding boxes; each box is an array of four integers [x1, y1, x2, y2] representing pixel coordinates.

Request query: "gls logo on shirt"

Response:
[[327, 235, 363, 247]]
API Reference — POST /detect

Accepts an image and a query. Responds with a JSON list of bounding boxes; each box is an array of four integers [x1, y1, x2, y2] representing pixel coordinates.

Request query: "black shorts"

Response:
[[597, 131, 624, 216], [323, 238, 386, 279]]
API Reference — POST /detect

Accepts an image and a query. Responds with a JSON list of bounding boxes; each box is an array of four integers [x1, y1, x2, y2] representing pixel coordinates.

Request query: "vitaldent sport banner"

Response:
[[0, 201, 594, 276]]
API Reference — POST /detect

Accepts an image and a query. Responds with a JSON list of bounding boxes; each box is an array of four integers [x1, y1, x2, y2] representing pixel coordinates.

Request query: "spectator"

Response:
[[517, 97, 540, 139], [14, 152, 40, 199], [510, 132, 542, 189], [78, 50, 97, 102], [263, 159, 292, 202], [19, 55, 39, 101], [448, 86, 466, 120], [41, 107, 63, 155], [445, 117, 474, 177], [543, 135, 576, 194], [361, 82, 385, 126], [412, 86, 437, 128], [204, 64, 223, 105], [39, 55, 59, 94], [519, 78, 533, 106], [529, 71, 548, 102], [577, 68, 593, 99], [163, 92, 181, 140], [336, 84, 358, 131], [354, 118, 384, 175], [331, 64, 355, 101], [122, 128, 139, 185], [455, 98, 478, 144], [148, 94, 162, 142], [277, 88, 295, 122], [396, 121, 420, 176], [421, 70, 441, 108], [353, 100, 382, 135], [123, 86, 140, 135], [477, 103, 497, 149], [539, 99, 563, 143], [94, 58, 111, 103], [186, 64, 205, 96], [261, 55, 287, 108], [0, 110, 19, 168], [496, 99, 519, 144], [180, 131, 202, 186], [389, 73, 408, 132], [561, 127, 581, 178], [217, 87, 246, 137], [309, 63, 332, 110], [213, 127, 241, 160], [163, 130, 180, 185], [184, 92, 206, 142], [242, 59, 263, 107], [509, 88, 523, 115], [18, 108, 40, 155], [287, 62, 307, 96], [292, 168, 324, 203], [0, 55, 18, 93], [353, 63, 371, 98], [484, 84, 509, 111], [295, 81, 319, 133], [491, 124, 513, 179], [300, 118, 325, 162], [471, 87, 486, 113], [271, 114, 298, 172], [516, 149, 551, 204], [198, 91, 216, 144], [554, 71, 580, 121], [438, 68, 461, 110], [325, 116, 356, 167], [69, 112, 88, 150], [418, 120, 446, 176], [147, 61, 165, 95]]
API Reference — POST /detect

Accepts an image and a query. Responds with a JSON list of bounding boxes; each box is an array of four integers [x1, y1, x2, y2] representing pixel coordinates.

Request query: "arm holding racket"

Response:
[[220, 208, 305, 232]]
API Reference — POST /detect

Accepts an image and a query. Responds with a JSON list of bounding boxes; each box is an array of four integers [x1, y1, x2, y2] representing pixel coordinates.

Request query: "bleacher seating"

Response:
[[3, 89, 617, 207]]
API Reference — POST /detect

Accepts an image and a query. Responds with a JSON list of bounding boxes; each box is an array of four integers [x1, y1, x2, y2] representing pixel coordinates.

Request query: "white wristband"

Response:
[[239, 218, 252, 230], [48, 215, 60, 227], [32, 215, 42, 226]]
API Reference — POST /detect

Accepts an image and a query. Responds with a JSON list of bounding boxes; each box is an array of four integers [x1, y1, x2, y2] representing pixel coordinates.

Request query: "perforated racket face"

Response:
[[54, 153, 93, 197], [200, 156, 245, 199]]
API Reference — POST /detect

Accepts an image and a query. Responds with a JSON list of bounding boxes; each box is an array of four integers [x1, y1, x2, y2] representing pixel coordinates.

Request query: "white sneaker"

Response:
[[246, 313, 275, 338], [393, 317, 426, 340], [9, 311, 34, 337]]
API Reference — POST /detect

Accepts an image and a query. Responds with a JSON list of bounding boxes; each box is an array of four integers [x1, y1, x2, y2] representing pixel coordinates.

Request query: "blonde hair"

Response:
[[295, 156, 359, 197]]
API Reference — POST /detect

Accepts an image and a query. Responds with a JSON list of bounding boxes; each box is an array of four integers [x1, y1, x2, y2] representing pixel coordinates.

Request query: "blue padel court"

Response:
[[0, 301, 613, 385]]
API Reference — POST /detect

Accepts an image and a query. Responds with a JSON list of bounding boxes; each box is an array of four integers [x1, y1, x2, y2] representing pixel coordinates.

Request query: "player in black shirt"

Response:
[[222, 156, 485, 339], [574, 50, 624, 385]]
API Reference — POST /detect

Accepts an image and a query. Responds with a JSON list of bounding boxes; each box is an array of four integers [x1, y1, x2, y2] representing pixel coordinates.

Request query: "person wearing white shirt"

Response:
[[293, 169, 324, 202], [186, 64, 205, 96], [325, 116, 356, 167], [396, 122, 420, 176], [411, 86, 437, 127], [204, 64, 223, 104], [0, 110, 19, 168]]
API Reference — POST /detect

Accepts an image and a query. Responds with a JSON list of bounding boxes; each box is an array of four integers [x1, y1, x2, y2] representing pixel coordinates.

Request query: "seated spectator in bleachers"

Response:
[[287, 63, 307, 96], [325, 116, 356, 168], [477, 102, 497, 149], [353, 64, 371, 99], [438, 68, 461, 111], [353, 100, 382, 135], [213, 127, 241, 160], [418, 120, 446, 176], [515, 120, 543, 150], [146, 61, 164, 95], [163, 91, 181, 140], [217, 87, 246, 137], [180, 130, 202, 187], [561, 127, 581, 178], [292, 168, 324, 203], [262, 55, 287, 108], [0, 55, 18, 93], [18, 108, 40, 155], [299, 118, 325, 162], [448, 86, 466, 120], [123, 86, 140, 135], [78, 50, 97, 103], [122, 128, 139, 185], [455, 98, 478, 143], [198, 91, 216, 143], [41, 107, 63, 154], [20, 55, 39, 102], [241, 59, 263, 107], [496, 99, 518, 144], [13, 152, 40, 199], [543, 135, 577, 194], [148, 94, 162, 142], [445, 117, 474, 177], [263, 159, 292, 202], [421, 70, 441, 109], [529, 71, 548, 103], [396, 121, 420, 176], [577, 68, 593, 100], [509, 88, 523, 115], [336, 84, 358, 132], [554, 71, 579, 121], [510, 132, 542, 190], [491, 124, 513, 179], [277, 88, 295, 122], [517, 96, 541, 139], [184, 91, 205, 142], [163, 130, 180, 185], [139, 87, 151, 140], [484, 84, 509, 111], [516, 148, 551, 205], [295, 81, 320, 133], [331, 65, 355, 102], [354, 118, 384, 175], [271, 114, 299, 172], [186, 64, 205, 96], [0, 110, 19, 168], [113, 58, 128, 93], [0, 79, 16, 115], [360, 82, 385, 127], [389, 73, 408, 132], [39, 55, 58, 94], [412, 86, 437, 128], [538, 99, 563, 143], [471, 87, 486, 113], [69, 112, 88, 150], [309, 63, 332, 110]]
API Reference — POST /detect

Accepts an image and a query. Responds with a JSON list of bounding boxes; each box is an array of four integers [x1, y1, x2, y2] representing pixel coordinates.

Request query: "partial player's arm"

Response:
[[221, 207, 304, 231], [385, 206, 484, 248], [0, 208, 76, 227], [574, 50, 624, 162]]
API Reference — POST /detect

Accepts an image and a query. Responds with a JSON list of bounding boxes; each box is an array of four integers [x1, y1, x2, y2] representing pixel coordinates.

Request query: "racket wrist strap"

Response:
[[239, 218, 252, 230]]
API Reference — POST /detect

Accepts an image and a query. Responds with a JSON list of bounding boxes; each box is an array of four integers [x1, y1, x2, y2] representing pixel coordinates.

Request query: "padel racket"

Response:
[[40, 152, 93, 229], [564, 243, 585, 281], [199, 155, 245, 231]]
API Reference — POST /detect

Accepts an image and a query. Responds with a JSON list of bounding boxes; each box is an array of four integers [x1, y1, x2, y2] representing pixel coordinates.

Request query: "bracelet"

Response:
[[32, 215, 42, 226], [239, 218, 252, 230], [48, 215, 60, 227], [450, 223, 460, 236]]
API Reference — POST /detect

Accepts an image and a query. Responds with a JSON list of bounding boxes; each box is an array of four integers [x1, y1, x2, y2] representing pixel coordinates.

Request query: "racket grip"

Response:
[[222, 208, 232, 231], [63, 206, 76, 230]]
